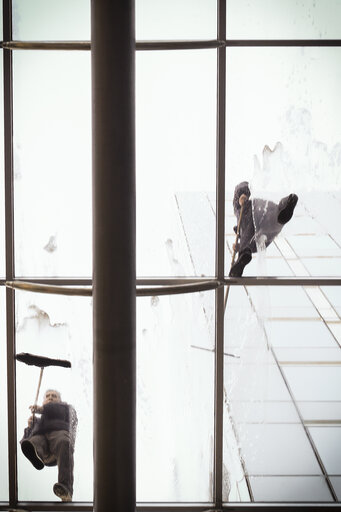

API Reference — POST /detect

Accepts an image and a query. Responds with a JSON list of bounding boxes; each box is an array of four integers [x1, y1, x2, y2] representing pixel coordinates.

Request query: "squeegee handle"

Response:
[[32, 367, 44, 420]]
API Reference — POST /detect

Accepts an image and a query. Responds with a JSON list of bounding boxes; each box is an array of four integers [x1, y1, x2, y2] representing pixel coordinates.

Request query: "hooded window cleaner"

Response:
[[229, 181, 298, 277]]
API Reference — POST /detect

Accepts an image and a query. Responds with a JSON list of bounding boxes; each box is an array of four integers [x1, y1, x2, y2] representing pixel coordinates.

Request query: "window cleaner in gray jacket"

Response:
[[21, 389, 77, 502], [229, 181, 298, 277]]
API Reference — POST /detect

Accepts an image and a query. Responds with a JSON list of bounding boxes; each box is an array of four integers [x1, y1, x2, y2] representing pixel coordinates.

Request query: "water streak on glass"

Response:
[[225, 47, 341, 277]]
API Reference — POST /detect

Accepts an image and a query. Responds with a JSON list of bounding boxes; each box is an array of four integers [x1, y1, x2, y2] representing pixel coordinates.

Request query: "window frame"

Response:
[[1, 0, 341, 510]]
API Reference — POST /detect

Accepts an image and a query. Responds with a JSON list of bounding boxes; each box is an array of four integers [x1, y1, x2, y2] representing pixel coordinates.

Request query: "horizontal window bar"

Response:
[[1, 40, 222, 51], [4, 280, 222, 296], [3, 276, 341, 297], [2, 39, 341, 51]]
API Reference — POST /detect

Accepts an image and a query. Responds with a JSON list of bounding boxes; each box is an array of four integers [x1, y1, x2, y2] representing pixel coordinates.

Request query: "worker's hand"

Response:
[[239, 194, 248, 207], [28, 415, 34, 428], [29, 405, 43, 414]]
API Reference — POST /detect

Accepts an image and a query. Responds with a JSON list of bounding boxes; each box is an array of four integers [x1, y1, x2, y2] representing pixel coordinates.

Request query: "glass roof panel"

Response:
[[249, 476, 333, 502], [136, 0, 217, 40], [298, 401, 341, 422], [309, 427, 341, 474], [12, 0, 90, 40], [136, 50, 216, 277], [227, 0, 341, 39], [265, 320, 338, 348], [13, 51, 91, 278], [15, 291, 93, 502], [235, 424, 322, 475], [225, 48, 341, 279], [282, 366, 341, 401], [137, 291, 215, 502]]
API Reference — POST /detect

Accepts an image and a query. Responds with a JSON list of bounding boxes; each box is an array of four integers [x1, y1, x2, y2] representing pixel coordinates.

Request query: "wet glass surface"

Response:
[[136, 292, 215, 502]]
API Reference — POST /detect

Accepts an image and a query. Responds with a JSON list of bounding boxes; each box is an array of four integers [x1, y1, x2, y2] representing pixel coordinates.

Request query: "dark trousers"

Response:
[[29, 430, 74, 494]]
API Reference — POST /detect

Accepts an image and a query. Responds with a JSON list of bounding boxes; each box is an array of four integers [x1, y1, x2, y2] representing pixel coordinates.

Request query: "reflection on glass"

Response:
[[13, 51, 91, 277], [136, 50, 216, 277], [225, 48, 341, 277], [137, 292, 215, 502], [227, 0, 341, 39], [224, 285, 341, 503], [0, 289, 8, 501], [136, 0, 216, 40], [12, 0, 90, 41], [15, 291, 93, 502]]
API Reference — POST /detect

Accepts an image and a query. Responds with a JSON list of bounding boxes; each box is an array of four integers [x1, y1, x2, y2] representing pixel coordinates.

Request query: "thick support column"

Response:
[[91, 2, 135, 511]]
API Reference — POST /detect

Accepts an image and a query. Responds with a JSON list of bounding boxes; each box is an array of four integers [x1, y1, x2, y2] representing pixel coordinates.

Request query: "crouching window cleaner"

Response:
[[16, 353, 77, 502]]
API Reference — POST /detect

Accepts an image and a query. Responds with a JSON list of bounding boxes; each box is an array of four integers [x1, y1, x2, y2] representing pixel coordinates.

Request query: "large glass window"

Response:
[[1, 0, 341, 510]]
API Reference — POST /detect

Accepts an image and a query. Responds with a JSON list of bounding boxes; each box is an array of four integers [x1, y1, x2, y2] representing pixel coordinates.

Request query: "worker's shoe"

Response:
[[21, 440, 44, 470], [278, 193, 298, 225], [229, 248, 252, 277], [53, 483, 72, 502]]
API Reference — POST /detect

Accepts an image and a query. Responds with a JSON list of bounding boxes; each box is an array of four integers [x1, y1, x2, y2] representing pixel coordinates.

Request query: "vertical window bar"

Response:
[[3, 0, 17, 507], [92, 1, 136, 511], [214, 0, 226, 507]]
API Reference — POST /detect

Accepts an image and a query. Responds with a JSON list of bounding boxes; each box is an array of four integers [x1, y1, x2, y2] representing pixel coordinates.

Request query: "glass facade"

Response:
[[1, 0, 340, 510]]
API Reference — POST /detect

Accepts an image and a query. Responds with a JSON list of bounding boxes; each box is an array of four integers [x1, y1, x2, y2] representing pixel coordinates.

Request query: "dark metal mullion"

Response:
[[3, 0, 17, 508], [214, 0, 226, 507]]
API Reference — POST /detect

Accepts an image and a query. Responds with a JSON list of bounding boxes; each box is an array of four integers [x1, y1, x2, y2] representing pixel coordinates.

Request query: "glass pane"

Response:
[[224, 285, 341, 503], [15, 291, 93, 502], [12, 0, 90, 40], [309, 427, 341, 474], [136, 0, 216, 40], [0, 50, 5, 279], [137, 291, 215, 502], [13, 51, 91, 278], [283, 367, 341, 401], [136, 50, 216, 277], [227, 0, 341, 39], [0, 289, 8, 501], [250, 476, 332, 502], [298, 402, 341, 422], [225, 48, 341, 278]]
